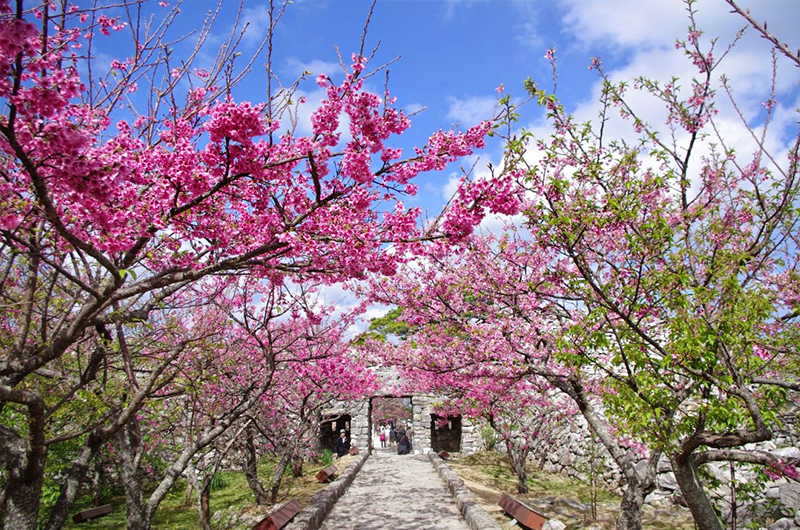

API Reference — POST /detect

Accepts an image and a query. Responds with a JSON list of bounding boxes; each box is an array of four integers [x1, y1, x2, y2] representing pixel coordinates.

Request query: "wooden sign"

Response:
[[252, 499, 301, 530], [72, 505, 112, 523], [498, 493, 547, 530], [315, 464, 337, 483]]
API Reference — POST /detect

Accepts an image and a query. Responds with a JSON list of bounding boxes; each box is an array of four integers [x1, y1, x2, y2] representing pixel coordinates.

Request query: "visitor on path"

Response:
[[389, 424, 395, 445], [397, 428, 412, 455], [335, 429, 349, 458], [379, 427, 386, 447]]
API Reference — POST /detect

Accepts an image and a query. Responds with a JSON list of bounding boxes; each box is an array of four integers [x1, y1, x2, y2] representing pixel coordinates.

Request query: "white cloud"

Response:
[[446, 95, 498, 126], [532, 0, 800, 193], [560, 0, 688, 51], [241, 5, 272, 49], [438, 0, 485, 22], [560, 0, 800, 55], [477, 212, 525, 235], [277, 86, 352, 141], [403, 103, 426, 116], [441, 173, 462, 201], [284, 57, 341, 79]]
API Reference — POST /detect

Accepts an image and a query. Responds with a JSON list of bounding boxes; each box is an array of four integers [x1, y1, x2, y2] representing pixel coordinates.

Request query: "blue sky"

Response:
[[90, 0, 800, 221], [165, 0, 799, 216], [88, 0, 800, 329]]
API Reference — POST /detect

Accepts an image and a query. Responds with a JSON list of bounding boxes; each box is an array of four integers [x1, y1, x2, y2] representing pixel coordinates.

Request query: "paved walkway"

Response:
[[319, 448, 471, 530]]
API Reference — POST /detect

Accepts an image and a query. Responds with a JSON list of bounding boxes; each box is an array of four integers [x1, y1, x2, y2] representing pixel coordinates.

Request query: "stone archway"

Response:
[[319, 413, 352, 453], [319, 367, 482, 455], [320, 395, 481, 455], [430, 413, 462, 453], [370, 396, 412, 447]]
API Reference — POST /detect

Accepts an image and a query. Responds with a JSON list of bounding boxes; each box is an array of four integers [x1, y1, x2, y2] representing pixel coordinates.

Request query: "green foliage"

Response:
[[210, 472, 227, 491], [61, 458, 321, 530], [37, 437, 89, 523], [479, 424, 500, 451], [353, 307, 413, 344], [61, 471, 250, 530], [320, 448, 334, 466]]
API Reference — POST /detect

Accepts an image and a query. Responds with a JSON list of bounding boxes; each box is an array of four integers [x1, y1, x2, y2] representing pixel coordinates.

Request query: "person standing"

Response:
[[397, 427, 411, 455], [335, 429, 348, 458]]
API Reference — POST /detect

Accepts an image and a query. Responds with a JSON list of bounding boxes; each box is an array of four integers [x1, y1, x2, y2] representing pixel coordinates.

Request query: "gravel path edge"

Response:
[[428, 452, 503, 530], [283, 451, 370, 530]]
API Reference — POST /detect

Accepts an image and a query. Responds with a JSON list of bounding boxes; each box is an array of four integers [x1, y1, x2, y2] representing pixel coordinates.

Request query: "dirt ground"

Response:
[[443, 452, 696, 530]]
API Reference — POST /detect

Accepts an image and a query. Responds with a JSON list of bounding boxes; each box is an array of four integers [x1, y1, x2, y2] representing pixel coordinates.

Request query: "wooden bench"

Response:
[[252, 499, 301, 530], [498, 493, 547, 530], [315, 464, 337, 483], [72, 504, 112, 523]]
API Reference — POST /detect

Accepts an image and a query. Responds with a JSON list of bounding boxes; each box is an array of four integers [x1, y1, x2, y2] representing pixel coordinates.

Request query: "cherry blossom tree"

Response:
[[430, 375, 572, 494], [376, 3, 800, 523], [509, 9, 800, 526], [94, 276, 375, 530], [0, 0, 517, 527], [393, 4, 800, 529], [365, 233, 663, 530], [358, 5, 799, 530]]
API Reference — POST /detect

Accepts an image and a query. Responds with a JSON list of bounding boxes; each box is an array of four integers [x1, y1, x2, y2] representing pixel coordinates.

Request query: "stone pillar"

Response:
[[461, 416, 480, 454], [349, 399, 370, 452], [321, 399, 371, 454], [409, 396, 480, 455], [411, 395, 434, 454]]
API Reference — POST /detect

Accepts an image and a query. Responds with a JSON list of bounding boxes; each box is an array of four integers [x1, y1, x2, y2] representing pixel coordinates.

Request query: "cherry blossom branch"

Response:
[[722, 0, 800, 67]]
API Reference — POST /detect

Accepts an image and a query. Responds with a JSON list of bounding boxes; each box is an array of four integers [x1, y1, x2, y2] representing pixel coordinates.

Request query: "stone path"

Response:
[[318, 448, 471, 530]]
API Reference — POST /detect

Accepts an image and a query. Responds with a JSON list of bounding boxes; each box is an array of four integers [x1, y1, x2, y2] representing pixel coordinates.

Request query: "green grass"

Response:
[[61, 471, 248, 530], [62, 461, 278, 530], [526, 471, 618, 504], [455, 451, 618, 503]]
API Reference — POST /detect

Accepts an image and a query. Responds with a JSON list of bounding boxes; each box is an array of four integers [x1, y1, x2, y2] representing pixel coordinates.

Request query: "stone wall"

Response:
[[526, 405, 800, 529], [529, 413, 625, 494], [321, 399, 371, 453], [322, 394, 481, 456], [409, 395, 480, 455]]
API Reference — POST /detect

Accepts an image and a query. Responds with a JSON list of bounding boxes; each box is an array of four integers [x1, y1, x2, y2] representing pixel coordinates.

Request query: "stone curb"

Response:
[[428, 452, 502, 530], [283, 451, 370, 530]]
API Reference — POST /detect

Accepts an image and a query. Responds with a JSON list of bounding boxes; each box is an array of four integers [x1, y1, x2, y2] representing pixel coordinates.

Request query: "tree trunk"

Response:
[[671, 454, 724, 530], [45, 349, 185, 530], [2, 440, 46, 530], [183, 481, 194, 507], [0, 392, 47, 530], [616, 477, 647, 530], [505, 440, 530, 494], [141, 380, 275, 521], [199, 478, 212, 530], [115, 421, 150, 530], [243, 426, 269, 504], [268, 451, 293, 503], [548, 377, 657, 530], [292, 455, 304, 478], [184, 463, 205, 525], [92, 459, 106, 507]]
